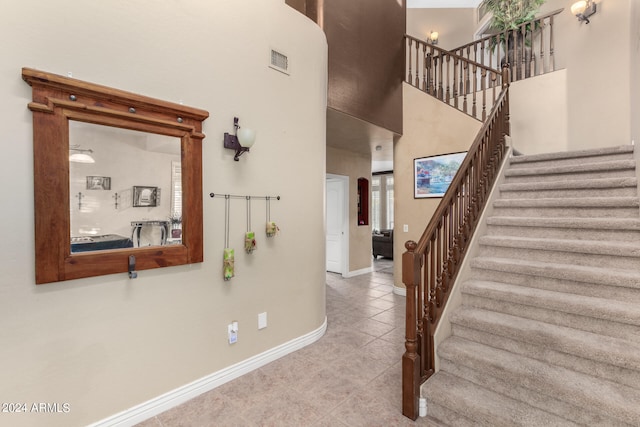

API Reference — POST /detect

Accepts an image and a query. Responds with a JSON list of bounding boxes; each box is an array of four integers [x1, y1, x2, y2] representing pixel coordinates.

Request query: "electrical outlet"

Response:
[[228, 321, 238, 344], [258, 312, 267, 329], [403, 224, 409, 232]]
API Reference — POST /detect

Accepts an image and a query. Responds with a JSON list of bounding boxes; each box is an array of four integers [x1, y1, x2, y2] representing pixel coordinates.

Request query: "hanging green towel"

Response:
[[223, 248, 234, 280], [266, 221, 279, 237], [245, 231, 256, 253]]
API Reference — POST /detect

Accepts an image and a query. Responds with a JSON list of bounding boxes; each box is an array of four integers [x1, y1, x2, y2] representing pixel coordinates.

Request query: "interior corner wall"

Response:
[[326, 146, 373, 273], [0, 1, 327, 426], [406, 8, 477, 51], [393, 84, 481, 287], [539, 0, 633, 150]]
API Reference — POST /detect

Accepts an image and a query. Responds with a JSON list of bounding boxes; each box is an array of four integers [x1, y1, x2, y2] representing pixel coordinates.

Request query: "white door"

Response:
[[326, 178, 346, 273]]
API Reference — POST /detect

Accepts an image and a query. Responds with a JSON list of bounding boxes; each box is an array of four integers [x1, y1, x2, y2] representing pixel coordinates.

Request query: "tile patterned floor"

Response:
[[137, 258, 434, 426]]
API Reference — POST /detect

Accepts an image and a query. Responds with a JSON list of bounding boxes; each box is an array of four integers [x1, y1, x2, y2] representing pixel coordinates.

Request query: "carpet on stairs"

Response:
[[423, 145, 640, 426]]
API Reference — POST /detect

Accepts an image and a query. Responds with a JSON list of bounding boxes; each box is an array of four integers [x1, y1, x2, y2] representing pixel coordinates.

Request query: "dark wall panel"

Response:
[[323, 0, 405, 134], [285, 0, 307, 15], [285, 0, 320, 24], [286, 0, 405, 135]]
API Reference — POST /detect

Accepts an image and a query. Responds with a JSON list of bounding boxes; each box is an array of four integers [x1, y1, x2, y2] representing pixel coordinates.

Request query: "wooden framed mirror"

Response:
[[23, 68, 209, 284]]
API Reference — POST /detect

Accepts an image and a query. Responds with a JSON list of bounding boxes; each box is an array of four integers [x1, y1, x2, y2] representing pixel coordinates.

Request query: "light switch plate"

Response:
[[258, 312, 267, 330]]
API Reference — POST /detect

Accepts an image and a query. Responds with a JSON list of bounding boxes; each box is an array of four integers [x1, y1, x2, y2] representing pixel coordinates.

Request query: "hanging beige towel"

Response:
[[266, 221, 279, 237]]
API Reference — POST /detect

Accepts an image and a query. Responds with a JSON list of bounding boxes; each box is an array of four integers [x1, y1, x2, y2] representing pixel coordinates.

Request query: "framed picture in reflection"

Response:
[[86, 176, 111, 190], [133, 186, 160, 207]]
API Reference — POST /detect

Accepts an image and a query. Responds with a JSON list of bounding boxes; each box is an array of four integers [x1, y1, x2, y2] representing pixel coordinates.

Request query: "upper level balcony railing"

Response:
[[451, 8, 564, 82], [405, 35, 506, 122]]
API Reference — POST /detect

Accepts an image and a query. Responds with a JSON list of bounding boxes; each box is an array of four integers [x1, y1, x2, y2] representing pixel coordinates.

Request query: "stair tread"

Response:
[[499, 176, 638, 191], [486, 216, 640, 230], [438, 337, 640, 425], [505, 159, 636, 176], [478, 235, 640, 258], [493, 196, 640, 208], [462, 279, 640, 326], [425, 371, 581, 427], [509, 145, 634, 164], [471, 256, 640, 288], [451, 306, 640, 370]]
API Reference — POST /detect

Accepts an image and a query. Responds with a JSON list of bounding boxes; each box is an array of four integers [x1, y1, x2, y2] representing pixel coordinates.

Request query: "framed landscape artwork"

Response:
[[414, 151, 467, 198]]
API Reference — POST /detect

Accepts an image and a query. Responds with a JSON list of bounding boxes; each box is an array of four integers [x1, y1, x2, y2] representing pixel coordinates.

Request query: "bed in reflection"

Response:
[[71, 234, 134, 253]]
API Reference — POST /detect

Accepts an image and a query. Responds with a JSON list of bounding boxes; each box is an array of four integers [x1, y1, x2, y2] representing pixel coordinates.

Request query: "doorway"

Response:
[[326, 174, 348, 275]]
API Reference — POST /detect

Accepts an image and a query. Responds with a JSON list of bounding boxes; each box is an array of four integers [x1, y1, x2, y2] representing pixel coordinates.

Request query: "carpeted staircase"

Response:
[[423, 145, 640, 426]]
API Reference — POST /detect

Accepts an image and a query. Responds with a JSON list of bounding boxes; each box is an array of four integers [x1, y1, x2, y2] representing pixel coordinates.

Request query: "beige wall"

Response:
[[509, 69, 569, 155], [0, 1, 327, 426], [406, 8, 477, 51], [393, 84, 481, 287], [539, 0, 634, 149], [327, 146, 373, 274], [631, 0, 640, 148]]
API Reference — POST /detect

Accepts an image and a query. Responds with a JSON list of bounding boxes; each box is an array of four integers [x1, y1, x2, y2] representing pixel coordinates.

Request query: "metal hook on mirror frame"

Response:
[[128, 255, 138, 279]]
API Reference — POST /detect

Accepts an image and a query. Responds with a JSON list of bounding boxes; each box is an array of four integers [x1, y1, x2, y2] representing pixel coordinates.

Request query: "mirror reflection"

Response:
[[69, 121, 182, 253]]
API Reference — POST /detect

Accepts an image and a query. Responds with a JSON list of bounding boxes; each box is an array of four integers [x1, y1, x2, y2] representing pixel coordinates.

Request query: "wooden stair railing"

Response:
[[451, 8, 564, 82], [402, 71, 511, 420], [405, 34, 505, 122]]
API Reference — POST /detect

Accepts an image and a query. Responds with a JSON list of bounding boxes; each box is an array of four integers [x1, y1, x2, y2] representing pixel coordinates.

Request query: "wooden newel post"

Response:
[[402, 240, 421, 420]]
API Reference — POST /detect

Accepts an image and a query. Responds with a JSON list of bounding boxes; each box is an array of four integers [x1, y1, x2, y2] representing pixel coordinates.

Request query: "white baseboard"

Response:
[[344, 266, 373, 278], [393, 285, 406, 297], [89, 317, 328, 427]]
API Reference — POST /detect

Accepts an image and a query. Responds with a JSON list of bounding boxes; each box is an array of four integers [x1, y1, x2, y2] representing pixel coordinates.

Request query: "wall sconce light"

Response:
[[223, 117, 256, 161], [69, 146, 95, 163], [429, 31, 439, 45], [571, 0, 597, 24]]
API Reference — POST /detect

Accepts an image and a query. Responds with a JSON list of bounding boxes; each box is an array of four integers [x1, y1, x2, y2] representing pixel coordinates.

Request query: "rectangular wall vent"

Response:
[[269, 49, 290, 75]]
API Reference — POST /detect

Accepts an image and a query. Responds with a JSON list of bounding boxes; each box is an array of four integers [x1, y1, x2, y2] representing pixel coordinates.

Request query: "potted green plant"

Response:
[[481, 0, 546, 31], [480, 0, 546, 78], [168, 213, 182, 240]]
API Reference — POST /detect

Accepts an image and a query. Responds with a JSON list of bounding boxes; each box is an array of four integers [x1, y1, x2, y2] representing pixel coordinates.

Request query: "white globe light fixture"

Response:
[[223, 117, 256, 161]]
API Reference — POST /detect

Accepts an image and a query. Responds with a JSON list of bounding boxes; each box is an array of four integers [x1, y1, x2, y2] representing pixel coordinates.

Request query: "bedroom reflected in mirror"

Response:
[[69, 122, 181, 253]]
